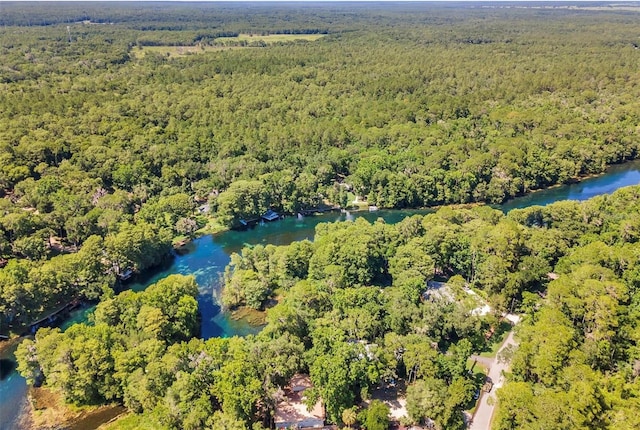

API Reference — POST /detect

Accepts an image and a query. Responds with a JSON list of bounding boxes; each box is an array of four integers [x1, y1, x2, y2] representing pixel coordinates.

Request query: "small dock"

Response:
[[237, 210, 282, 229], [298, 206, 340, 216], [235, 217, 260, 230], [28, 299, 81, 334]]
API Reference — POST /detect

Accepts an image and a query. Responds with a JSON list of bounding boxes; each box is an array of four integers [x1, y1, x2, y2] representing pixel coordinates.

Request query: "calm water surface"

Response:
[[499, 160, 640, 212], [0, 341, 28, 430], [2, 159, 640, 429], [129, 208, 426, 339]]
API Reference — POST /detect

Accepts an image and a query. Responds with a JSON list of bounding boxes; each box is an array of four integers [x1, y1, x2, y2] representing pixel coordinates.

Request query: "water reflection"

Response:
[[499, 160, 640, 212], [2, 159, 640, 428]]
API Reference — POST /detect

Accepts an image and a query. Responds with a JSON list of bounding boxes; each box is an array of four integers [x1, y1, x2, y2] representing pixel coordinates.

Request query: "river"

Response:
[[2, 159, 640, 429]]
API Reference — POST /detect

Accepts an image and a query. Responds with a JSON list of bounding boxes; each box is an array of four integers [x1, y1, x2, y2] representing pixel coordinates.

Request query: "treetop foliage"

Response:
[[18, 182, 640, 429], [4, 3, 640, 428]]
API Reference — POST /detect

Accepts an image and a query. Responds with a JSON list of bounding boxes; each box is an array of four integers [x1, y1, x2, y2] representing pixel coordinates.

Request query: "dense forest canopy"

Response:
[[18, 184, 640, 429], [2, 2, 640, 427]]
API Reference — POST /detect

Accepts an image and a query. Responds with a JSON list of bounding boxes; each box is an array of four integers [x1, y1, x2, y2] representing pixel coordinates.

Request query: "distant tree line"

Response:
[[2, 0, 640, 338]]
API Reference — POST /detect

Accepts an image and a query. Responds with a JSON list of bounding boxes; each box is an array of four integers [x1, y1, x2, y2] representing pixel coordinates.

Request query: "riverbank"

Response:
[[172, 216, 229, 248], [0, 336, 22, 356], [4, 158, 640, 430], [24, 386, 126, 430], [229, 306, 267, 326], [173, 160, 640, 250]]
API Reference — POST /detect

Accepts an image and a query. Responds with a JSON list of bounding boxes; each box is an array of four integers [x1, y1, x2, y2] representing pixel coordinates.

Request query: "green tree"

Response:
[[389, 238, 435, 287], [406, 378, 448, 429], [342, 407, 358, 429], [363, 400, 389, 430], [215, 180, 269, 227]]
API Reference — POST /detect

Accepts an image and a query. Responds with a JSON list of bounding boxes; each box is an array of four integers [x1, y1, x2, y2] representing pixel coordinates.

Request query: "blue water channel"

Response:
[[2, 159, 640, 429]]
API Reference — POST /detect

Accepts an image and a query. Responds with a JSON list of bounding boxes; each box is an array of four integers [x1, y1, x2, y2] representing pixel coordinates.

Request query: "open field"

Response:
[[215, 33, 325, 44], [131, 34, 324, 58]]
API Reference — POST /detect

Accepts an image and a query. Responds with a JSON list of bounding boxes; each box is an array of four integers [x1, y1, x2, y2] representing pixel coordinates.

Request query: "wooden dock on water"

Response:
[[28, 299, 81, 334], [298, 206, 340, 216]]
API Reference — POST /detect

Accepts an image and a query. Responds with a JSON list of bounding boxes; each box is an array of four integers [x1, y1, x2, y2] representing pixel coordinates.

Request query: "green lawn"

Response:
[[467, 357, 489, 375], [195, 217, 228, 236], [100, 413, 165, 430]]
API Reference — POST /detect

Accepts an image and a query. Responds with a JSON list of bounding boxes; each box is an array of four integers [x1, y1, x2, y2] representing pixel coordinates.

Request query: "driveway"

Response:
[[469, 331, 518, 430]]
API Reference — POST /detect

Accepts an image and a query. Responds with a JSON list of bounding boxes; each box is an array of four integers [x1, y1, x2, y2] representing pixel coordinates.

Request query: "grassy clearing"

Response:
[[216, 33, 325, 44], [229, 306, 267, 326], [346, 192, 371, 210], [131, 34, 324, 58], [467, 357, 489, 375], [99, 412, 165, 430], [171, 217, 227, 248], [195, 217, 228, 236]]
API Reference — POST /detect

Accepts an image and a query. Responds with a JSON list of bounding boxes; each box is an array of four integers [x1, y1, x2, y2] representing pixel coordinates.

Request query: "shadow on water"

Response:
[[127, 254, 177, 293], [2, 159, 640, 429], [498, 160, 640, 212], [199, 292, 224, 339], [0, 358, 16, 381]]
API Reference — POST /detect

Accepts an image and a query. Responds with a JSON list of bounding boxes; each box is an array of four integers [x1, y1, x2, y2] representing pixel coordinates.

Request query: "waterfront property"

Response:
[[262, 209, 280, 222], [28, 300, 82, 335], [4, 165, 640, 429]]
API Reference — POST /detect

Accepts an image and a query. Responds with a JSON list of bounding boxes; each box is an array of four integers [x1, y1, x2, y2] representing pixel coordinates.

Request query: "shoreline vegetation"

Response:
[[182, 158, 640, 244], [0, 159, 616, 344], [59, 183, 640, 430], [0, 159, 636, 342], [2, 2, 640, 429]]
